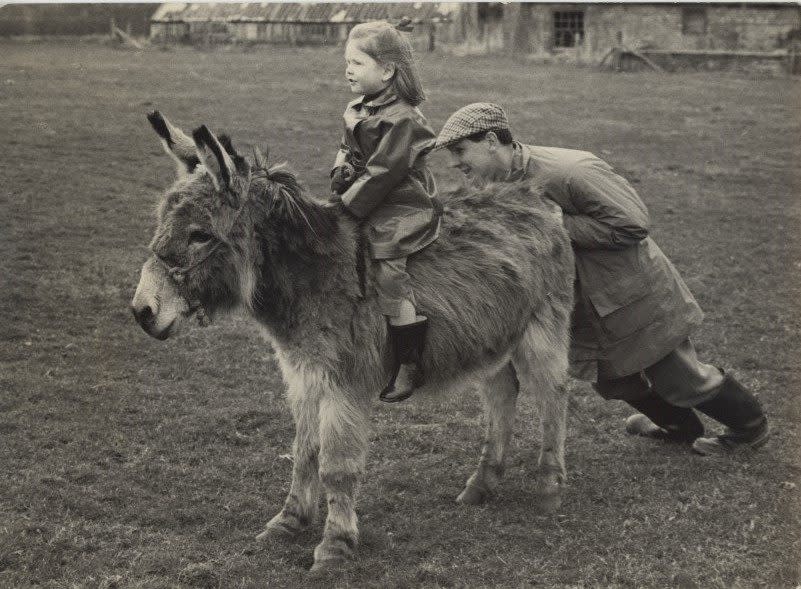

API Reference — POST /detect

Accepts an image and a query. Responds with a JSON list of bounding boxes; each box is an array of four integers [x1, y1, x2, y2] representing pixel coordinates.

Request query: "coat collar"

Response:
[[354, 86, 399, 111], [506, 141, 531, 181]]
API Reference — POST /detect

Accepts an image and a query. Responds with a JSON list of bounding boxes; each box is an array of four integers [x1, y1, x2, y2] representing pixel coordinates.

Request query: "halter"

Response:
[[151, 166, 269, 326], [157, 240, 223, 285]]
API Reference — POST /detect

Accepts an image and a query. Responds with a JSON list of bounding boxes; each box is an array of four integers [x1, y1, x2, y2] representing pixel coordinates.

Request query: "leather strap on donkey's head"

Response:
[[144, 112, 264, 324]]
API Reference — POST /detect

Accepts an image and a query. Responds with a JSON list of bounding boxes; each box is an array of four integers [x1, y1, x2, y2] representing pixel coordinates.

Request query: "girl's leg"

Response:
[[389, 298, 417, 326], [375, 257, 417, 324], [375, 258, 427, 403]]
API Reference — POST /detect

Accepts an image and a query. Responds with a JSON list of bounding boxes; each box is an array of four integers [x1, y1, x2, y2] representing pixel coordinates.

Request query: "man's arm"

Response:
[[561, 159, 650, 250]]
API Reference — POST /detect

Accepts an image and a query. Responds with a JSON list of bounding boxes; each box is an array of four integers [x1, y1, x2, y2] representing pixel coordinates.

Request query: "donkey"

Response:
[[131, 112, 575, 571]]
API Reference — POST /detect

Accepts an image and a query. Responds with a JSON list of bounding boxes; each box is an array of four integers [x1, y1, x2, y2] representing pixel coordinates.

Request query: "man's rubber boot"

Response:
[[692, 374, 769, 455], [379, 317, 428, 404], [595, 373, 704, 443], [625, 394, 705, 443]]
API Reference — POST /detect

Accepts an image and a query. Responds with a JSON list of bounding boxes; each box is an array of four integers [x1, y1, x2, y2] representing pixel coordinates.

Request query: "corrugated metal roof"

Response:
[[152, 2, 451, 24]]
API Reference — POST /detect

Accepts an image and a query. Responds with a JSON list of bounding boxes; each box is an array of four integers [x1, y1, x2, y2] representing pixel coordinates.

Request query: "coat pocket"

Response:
[[585, 272, 658, 341], [592, 290, 657, 340], [585, 274, 649, 318]]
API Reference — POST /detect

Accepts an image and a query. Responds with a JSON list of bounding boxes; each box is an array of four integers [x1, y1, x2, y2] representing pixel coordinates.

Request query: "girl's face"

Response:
[[345, 42, 393, 96]]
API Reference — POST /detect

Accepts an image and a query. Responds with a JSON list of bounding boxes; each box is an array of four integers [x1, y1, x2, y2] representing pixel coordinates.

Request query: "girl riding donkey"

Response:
[[330, 19, 440, 403]]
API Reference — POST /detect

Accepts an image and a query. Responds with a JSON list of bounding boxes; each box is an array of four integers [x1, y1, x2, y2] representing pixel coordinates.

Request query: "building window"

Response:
[[477, 2, 504, 23], [682, 6, 707, 35], [553, 10, 584, 48], [306, 23, 326, 37]]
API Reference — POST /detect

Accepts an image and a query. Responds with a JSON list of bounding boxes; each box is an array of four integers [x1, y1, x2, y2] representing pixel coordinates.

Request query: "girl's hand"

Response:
[[328, 192, 362, 223], [331, 163, 356, 194]]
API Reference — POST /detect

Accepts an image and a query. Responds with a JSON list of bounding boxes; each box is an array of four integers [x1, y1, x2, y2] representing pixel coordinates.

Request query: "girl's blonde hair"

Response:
[[347, 21, 426, 106]]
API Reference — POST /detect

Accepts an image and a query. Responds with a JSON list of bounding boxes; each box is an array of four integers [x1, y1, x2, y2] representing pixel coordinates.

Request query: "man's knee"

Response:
[[645, 340, 725, 407]]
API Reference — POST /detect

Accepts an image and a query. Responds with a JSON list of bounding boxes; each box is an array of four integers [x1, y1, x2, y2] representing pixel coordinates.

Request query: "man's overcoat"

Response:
[[334, 88, 440, 260], [512, 143, 704, 379]]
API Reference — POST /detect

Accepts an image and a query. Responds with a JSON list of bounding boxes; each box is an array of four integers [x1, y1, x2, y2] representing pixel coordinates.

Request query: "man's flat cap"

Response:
[[433, 102, 510, 150]]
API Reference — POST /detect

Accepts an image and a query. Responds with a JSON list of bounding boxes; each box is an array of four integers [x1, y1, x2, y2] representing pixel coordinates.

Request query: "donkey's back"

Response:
[[408, 181, 574, 384]]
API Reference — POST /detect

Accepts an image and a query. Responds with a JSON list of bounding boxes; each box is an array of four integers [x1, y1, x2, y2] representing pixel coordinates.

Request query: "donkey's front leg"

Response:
[[457, 362, 519, 505], [311, 394, 370, 571], [257, 390, 321, 540]]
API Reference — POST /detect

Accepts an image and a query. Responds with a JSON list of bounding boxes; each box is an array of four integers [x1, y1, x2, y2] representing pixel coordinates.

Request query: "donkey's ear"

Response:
[[147, 111, 200, 177], [252, 145, 269, 170], [192, 125, 238, 198], [218, 134, 249, 175]]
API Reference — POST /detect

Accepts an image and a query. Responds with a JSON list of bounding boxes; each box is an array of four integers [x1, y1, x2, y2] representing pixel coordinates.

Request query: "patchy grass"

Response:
[[1, 40, 800, 588]]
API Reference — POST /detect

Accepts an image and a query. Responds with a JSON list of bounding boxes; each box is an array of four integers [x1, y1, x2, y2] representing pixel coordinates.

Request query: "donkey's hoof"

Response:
[[533, 472, 563, 513], [255, 513, 306, 541], [456, 483, 492, 505], [312, 536, 356, 569], [309, 557, 348, 575], [255, 525, 292, 541]]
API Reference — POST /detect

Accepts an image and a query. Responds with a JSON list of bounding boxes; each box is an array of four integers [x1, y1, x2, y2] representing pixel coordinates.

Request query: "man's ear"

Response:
[[381, 62, 396, 83], [485, 131, 499, 152]]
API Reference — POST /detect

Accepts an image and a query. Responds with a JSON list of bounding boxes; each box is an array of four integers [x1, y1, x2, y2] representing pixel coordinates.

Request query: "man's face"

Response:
[[446, 137, 505, 185]]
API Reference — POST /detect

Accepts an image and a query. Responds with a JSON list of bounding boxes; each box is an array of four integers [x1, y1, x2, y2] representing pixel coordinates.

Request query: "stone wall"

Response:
[[443, 3, 800, 60], [585, 4, 800, 55]]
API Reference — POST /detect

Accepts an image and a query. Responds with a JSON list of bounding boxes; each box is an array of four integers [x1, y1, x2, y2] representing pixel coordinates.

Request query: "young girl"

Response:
[[330, 20, 441, 403]]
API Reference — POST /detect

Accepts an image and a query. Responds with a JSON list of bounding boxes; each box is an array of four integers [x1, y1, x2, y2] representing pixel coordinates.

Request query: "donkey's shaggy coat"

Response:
[[132, 113, 574, 571]]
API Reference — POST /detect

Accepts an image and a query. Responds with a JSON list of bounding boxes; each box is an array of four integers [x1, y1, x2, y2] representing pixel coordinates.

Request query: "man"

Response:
[[433, 102, 769, 455]]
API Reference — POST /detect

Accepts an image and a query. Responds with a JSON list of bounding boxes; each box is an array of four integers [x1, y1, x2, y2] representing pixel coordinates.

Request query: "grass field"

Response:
[[1, 39, 800, 588]]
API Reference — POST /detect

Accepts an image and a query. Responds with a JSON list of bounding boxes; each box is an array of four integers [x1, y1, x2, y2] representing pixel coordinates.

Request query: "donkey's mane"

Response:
[[242, 158, 363, 334], [213, 133, 341, 256], [248, 159, 345, 261], [217, 136, 314, 230], [260, 163, 304, 206], [216, 133, 302, 204]]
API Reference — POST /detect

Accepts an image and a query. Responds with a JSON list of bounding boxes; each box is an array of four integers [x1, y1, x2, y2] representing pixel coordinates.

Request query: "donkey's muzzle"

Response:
[[131, 302, 153, 328], [131, 302, 172, 340]]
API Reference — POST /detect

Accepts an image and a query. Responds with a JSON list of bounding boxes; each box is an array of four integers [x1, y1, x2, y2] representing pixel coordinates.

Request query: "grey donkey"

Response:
[[131, 113, 575, 572]]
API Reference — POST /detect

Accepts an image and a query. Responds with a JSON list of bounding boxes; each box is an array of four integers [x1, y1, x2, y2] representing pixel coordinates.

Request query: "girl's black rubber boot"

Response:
[[380, 318, 427, 404]]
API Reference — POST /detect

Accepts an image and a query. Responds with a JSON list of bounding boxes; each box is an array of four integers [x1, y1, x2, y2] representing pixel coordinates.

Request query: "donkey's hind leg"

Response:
[[456, 362, 519, 505], [512, 318, 570, 512]]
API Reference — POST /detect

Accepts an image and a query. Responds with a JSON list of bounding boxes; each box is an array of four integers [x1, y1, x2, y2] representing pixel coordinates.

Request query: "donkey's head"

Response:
[[131, 112, 262, 340]]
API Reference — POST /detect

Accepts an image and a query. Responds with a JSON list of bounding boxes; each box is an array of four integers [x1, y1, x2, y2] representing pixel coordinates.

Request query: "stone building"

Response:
[[454, 3, 801, 60], [146, 3, 800, 70]]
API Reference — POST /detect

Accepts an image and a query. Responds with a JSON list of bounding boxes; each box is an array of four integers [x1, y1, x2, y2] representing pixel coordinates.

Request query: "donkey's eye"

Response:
[[188, 230, 213, 245]]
